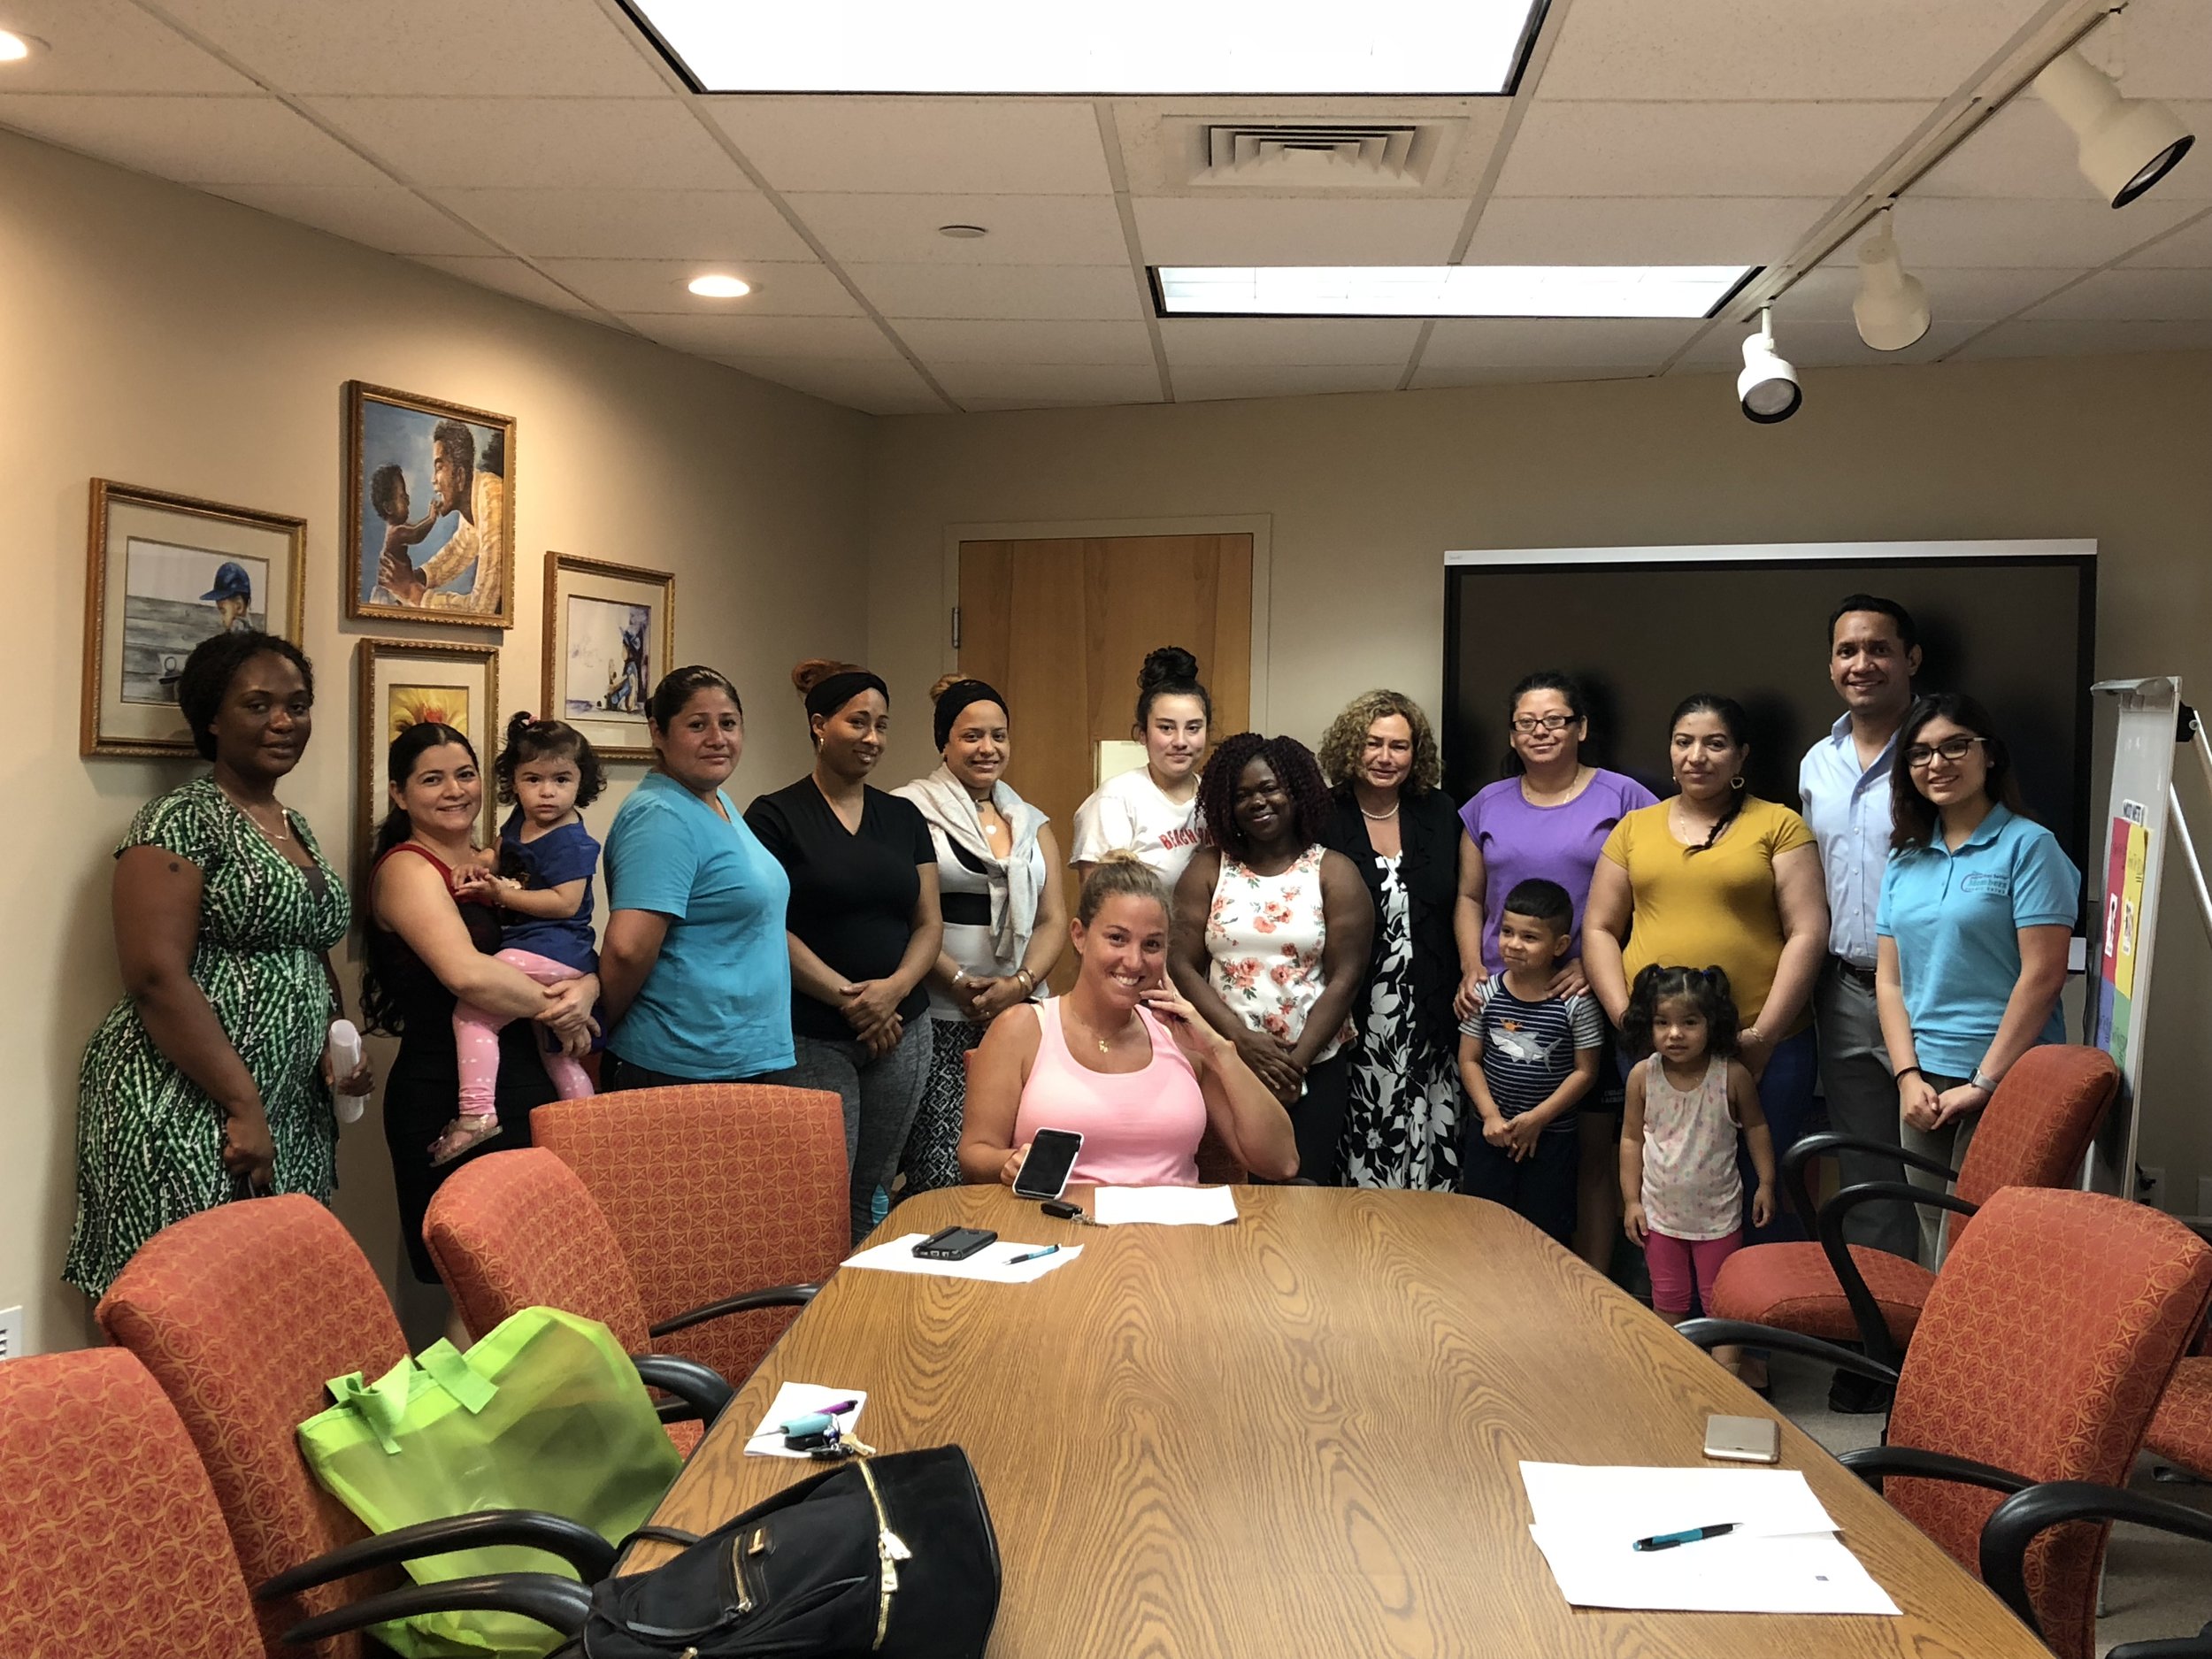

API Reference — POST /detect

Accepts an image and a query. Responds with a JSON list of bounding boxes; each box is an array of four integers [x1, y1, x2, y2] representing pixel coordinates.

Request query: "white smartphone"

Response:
[[1012, 1128, 1085, 1201], [1703, 1413, 1781, 1463]]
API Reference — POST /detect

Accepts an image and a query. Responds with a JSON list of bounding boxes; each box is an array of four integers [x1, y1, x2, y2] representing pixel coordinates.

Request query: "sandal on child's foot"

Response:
[[428, 1116, 503, 1168]]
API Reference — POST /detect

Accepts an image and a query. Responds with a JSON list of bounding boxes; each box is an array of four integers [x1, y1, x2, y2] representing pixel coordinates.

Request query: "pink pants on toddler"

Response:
[[452, 948, 594, 1118], [1644, 1228, 1743, 1317]]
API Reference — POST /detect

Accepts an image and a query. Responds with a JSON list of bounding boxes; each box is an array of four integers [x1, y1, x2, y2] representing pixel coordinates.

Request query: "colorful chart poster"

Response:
[[2097, 806, 2149, 1067]]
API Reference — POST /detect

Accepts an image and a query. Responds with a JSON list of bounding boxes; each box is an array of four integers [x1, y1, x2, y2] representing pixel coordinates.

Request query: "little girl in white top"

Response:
[[1619, 964, 1776, 1382]]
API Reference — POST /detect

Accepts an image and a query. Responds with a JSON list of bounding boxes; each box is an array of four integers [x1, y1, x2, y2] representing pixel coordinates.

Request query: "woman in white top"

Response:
[[893, 676, 1067, 1193], [1069, 645, 1210, 886]]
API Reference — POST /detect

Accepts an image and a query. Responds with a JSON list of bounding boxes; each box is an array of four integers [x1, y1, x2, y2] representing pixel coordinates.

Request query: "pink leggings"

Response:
[[1644, 1228, 1743, 1317], [452, 949, 594, 1118]]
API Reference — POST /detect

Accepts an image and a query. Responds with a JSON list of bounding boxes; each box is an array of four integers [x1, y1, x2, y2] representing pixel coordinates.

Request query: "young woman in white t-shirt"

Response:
[[1070, 645, 1210, 887]]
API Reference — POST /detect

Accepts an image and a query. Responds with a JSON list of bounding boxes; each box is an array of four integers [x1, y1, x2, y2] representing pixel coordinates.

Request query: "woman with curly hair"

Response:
[[1171, 733, 1373, 1182], [1314, 691, 1478, 1189]]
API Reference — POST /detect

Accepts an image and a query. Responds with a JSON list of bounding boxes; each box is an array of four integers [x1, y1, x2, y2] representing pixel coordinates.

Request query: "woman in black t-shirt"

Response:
[[748, 659, 943, 1242]]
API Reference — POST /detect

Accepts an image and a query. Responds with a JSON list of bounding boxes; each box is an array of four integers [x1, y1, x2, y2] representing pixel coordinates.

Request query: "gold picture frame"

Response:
[[541, 552, 675, 764], [344, 381, 517, 630], [81, 479, 308, 757], [356, 637, 501, 872]]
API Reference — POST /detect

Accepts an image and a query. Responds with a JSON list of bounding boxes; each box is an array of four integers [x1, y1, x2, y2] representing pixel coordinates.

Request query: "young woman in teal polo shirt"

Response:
[[1875, 694, 2077, 1266]]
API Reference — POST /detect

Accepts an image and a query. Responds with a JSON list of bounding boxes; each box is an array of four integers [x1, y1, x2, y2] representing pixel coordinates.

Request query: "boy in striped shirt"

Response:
[[1457, 879, 1604, 1245]]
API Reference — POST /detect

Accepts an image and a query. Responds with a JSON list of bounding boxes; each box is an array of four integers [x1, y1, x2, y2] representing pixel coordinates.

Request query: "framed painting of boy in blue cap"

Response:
[[81, 479, 306, 757], [344, 381, 517, 630]]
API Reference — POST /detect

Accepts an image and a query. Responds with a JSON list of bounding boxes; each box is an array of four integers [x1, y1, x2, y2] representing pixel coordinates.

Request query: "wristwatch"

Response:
[[1969, 1067, 2002, 1094]]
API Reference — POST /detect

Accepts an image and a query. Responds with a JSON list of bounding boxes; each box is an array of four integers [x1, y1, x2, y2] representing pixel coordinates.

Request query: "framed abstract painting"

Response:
[[356, 637, 500, 866], [345, 381, 516, 630], [541, 552, 673, 764]]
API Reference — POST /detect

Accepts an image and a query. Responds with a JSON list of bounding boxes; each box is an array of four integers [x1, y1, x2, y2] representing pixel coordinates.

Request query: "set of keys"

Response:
[[1040, 1199, 1100, 1226]]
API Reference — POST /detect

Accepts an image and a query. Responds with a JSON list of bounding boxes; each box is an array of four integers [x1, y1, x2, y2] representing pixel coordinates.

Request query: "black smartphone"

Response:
[[1011, 1128, 1085, 1201], [912, 1225, 998, 1261]]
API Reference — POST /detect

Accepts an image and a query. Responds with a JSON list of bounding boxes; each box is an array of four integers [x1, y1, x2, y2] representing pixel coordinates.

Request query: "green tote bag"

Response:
[[298, 1306, 683, 1658]]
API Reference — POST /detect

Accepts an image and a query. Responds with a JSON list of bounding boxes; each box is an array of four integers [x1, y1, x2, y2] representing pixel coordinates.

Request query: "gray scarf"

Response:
[[895, 765, 1047, 962]]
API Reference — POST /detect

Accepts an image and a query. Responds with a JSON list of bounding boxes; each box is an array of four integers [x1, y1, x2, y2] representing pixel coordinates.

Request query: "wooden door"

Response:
[[958, 534, 1252, 991]]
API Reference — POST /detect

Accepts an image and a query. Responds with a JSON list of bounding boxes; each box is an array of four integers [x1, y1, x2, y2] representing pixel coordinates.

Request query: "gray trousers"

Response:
[[1811, 959, 1919, 1260], [788, 1018, 933, 1244], [1901, 1071, 1981, 1270]]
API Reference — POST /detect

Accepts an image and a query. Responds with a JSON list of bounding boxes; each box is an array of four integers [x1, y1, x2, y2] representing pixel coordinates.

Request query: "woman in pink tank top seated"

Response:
[[959, 855, 1299, 1186]]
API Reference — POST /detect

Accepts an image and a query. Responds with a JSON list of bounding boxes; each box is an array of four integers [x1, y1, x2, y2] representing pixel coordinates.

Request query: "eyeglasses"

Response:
[[1511, 714, 1577, 735], [1904, 735, 1988, 770]]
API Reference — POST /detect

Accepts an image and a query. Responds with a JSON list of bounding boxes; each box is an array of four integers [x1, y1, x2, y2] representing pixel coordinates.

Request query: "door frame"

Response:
[[939, 514, 1275, 733]]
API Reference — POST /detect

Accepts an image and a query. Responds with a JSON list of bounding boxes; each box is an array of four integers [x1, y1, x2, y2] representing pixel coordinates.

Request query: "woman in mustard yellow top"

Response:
[[1584, 695, 1829, 1251]]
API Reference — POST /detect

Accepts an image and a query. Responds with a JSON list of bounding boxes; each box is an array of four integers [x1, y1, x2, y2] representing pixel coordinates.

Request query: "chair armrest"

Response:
[[1836, 1445, 2033, 1496], [1674, 1318, 1901, 1385], [1778, 1133, 1959, 1234], [649, 1282, 819, 1338], [1815, 1180, 1978, 1372], [253, 1509, 617, 1601], [631, 1351, 733, 1427], [281, 1572, 592, 1647], [1980, 1480, 2212, 1650]]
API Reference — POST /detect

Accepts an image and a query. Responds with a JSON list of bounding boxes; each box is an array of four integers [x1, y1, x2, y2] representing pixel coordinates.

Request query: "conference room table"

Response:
[[632, 1184, 2051, 1658]]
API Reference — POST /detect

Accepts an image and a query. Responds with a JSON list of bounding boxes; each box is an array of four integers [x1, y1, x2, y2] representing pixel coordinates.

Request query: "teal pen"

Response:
[[1632, 1523, 1740, 1552], [1007, 1245, 1060, 1264]]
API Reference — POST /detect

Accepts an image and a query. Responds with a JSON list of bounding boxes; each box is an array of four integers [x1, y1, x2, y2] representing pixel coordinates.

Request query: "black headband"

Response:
[[803, 669, 888, 722], [933, 680, 1008, 750]]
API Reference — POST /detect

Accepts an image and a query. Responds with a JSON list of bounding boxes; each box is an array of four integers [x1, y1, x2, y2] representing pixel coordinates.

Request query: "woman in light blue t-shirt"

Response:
[[598, 666, 794, 1088], [1876, 693, 2078, 1266]]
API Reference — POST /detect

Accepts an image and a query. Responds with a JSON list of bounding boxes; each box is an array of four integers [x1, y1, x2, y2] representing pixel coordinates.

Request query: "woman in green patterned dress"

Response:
[[65, 631, 372, 1297]]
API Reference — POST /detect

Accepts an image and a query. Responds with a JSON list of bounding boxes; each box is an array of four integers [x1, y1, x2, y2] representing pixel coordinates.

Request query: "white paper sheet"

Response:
[[841, 1233, 1085, 1282], [1519, 1461, 1839, 1540], [743, 1382, 869, 1460], [1092, 1185, 1240, 1225]]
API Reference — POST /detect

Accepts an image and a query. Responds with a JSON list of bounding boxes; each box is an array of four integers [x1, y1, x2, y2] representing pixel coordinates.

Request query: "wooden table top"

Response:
[[633, 1185, 2047, 1658]]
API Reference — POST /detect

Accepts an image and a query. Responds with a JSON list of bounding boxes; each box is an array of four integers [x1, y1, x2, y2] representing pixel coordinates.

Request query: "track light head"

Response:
[[1738, 308, 1801, 425], [1852, 208, 1931, 352], [2034, 47, 2196, 208]]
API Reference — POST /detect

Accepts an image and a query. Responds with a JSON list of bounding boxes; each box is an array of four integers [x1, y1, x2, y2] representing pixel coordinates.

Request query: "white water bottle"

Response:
[[326, 1018, 369, 1124]]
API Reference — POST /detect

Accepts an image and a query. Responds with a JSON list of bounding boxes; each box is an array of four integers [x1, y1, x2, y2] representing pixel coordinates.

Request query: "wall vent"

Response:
[[1199, 123, 1423, 187]]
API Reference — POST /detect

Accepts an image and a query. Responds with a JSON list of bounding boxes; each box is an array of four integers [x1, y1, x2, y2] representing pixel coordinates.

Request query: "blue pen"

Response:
[[1632, 1523, 1740, 1552], [1006, 1245, 1060, 1264]]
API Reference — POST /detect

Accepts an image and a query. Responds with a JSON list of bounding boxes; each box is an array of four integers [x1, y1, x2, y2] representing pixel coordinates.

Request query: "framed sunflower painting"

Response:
[[356, 637, 499, 871]]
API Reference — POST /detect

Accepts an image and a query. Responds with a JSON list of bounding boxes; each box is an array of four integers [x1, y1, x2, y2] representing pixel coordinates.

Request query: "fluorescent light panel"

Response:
[[626, 0, 1545, 94], [1155, 265, 1755, 319]]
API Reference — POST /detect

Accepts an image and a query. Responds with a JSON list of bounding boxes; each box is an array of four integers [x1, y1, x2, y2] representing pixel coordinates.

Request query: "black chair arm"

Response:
[[1980, 1480, 2212, 1655], [280, 1571, 592, 1647], [1674, 1318, 1901, 1386], [253, 1509, 617, 1601], [1778, 1132, 1960, 1232], [1815, 1181, 1978, 1372], [1836, 1444, 2032, 1496], [649, 1282, 819, 1338], [631, 1351, 733, 1427]]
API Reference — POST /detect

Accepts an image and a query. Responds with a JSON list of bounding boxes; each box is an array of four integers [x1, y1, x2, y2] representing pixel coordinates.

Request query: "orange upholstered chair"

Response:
[[532, 1085, 847, 1388], [1686, 1186, 2212, 1659], [2146, 1351, 2212, 1478], [1706, 1043, 2117, 1371]]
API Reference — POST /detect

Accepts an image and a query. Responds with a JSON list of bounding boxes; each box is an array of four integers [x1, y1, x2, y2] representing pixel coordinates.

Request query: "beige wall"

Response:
[[2, 129, 871, 1356], [864, 350, 2212, 1210]]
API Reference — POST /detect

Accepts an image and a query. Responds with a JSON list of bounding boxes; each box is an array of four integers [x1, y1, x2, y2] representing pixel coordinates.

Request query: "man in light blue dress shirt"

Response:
[[1799, 596, 1924, 1282]]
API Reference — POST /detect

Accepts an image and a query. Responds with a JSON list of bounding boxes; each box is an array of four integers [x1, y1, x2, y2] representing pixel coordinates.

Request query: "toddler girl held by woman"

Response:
[[1618, 964, 1776, 1381], [431, 712, 602, 1164]]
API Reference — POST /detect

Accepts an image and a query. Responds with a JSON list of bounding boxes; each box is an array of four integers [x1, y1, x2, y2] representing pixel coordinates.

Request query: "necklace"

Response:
[[1521, 765, 1590, 808], [1358, 800, 1400, 821], [219, 783, 293, 845], [1070, 1003, 1132, 1054]]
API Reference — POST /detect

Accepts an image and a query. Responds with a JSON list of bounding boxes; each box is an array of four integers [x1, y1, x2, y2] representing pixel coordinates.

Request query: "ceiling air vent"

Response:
[[1201, 123, 1422, 187]]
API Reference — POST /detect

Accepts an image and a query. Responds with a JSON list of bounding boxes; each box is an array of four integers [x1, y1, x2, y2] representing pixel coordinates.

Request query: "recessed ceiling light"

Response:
[[687, 273, 751, 299], [626, 0, 1544, 94], [0, 29, 48, 62], [1152, 265, 1757, 320], [937, 224, 988, 240]]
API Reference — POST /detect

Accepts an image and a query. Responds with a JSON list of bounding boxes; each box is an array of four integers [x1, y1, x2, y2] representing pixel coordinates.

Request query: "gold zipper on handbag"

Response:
[[853, 1457, 913, 1652]]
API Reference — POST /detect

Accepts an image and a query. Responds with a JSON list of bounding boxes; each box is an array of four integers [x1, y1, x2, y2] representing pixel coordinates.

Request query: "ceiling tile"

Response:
[[1160, 318, 1424, 366], [208, 184, 499, 255], [783, 193, 1132, 265], [1174, 364, 1404, 401], [2110, 0, 2212, 103], [1463, 196, 1832, 265], [898, 319, 1155, 365], [933, 363, 1164, 408], [1786, 261, 2078, 322], [1492, 102, 1935, 198], [1951, 317, 2212, 357], [0, 94, 391, 186], [2124, 211, 2212, 267], [1409, 362, 1652, 388], [1132, 196, 1469, 264], [537, 258, 859, 317], [846, 263, 1143, 320], [2024, 268, 2212, 321], [0, 0, 253, 92], [624, 312, 904, 361], [706, 97, 1114, 196], [1671, 315, 1984, 369], [726, 357, 947, 415], [307, 96, 743, 189], [1886, 194, 2201, 266], [1537, 0, 2049, 100], [1421, 317, 1703, 372], [428, 188, 816, 262], [153, 0, 670, 96], [1917, 98, 2212, 202], [411, 255, 596, 311]]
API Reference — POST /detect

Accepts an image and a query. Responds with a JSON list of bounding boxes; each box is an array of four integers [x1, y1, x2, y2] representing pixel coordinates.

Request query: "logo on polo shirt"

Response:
[[1962, 872, 2010, 896]]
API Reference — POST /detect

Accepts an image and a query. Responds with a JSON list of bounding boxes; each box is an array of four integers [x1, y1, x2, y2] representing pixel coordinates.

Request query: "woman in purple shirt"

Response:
[[1456, 672, 1657, 1271]]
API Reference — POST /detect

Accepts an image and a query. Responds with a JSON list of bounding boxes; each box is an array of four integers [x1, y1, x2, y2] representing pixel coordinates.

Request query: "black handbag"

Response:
[[576, 1447, 1001, 1659]]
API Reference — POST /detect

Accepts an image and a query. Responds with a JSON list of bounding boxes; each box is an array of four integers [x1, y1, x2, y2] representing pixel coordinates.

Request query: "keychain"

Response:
[[1041, 1199, 1099, 1226]]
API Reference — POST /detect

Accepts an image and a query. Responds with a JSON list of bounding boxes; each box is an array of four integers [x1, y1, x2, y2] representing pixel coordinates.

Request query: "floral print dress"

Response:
[[1340, 855, 1461, 1190], [1205, 846, 1350, 1058]]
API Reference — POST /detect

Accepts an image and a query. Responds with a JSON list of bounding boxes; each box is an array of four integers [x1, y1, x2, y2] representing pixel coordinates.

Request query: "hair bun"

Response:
[[1138, 645, 1200, 690], [792, 657, 862, 696], [505, 710, 535, 740], [927, 672, 964, 703]]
